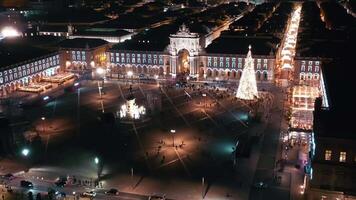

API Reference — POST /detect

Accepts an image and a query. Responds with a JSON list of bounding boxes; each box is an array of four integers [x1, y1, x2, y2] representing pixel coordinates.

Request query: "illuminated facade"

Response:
[[107, 25, 275, 82], [59, 38, 109, 72], [0, 53, 60, 97]]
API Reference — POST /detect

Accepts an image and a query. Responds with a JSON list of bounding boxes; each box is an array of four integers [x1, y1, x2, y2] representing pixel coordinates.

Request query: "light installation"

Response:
[[119, 96, 146, 119], [281, 5, 302, 70], [236, 45, 258, 100]]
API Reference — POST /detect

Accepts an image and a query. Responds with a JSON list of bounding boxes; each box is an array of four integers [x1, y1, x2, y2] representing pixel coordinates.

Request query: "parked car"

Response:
[[55, 179, 66, 187], [105, 188, 119, 195], [20, 180, 33, 188], [3, 173, 15, 180]]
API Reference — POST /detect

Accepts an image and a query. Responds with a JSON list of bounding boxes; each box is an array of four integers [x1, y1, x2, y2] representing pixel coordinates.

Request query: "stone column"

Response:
[[170, 55, 177, 77], [189, 56, 198, 76]]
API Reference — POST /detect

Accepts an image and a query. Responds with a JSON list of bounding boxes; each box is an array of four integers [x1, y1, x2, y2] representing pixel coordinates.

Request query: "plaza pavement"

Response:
[[1, 80, 287, 200]]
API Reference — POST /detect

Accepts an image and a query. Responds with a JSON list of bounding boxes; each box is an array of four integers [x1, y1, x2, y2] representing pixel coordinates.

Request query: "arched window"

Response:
[[314, 74, 319, 80], [300, 73, 305, 80], [256, 71, 261, 80], [263, 72, 268, 81]]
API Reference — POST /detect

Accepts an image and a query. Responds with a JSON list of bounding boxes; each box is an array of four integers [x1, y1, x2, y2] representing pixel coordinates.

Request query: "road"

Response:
[[1, 172, 158, 200]]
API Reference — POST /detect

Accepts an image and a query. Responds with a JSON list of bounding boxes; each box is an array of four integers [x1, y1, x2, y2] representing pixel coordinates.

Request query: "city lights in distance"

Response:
[[0, 26, 20, 39]]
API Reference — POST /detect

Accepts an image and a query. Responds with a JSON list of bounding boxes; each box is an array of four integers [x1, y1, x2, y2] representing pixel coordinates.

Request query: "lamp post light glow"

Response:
[[94, 157, 99, 165], [127, 71, 133, 77], [22, 148, 30, 157], [96, 67, 104, 75]]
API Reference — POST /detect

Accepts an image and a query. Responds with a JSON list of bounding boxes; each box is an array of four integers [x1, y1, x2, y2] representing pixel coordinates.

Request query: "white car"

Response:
[[148, 194, 166, 200], [81, 191, 96, 197]]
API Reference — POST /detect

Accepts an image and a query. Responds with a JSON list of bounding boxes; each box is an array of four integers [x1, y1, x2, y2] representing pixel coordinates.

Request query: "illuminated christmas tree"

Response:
[[236, 45, 259, 100]]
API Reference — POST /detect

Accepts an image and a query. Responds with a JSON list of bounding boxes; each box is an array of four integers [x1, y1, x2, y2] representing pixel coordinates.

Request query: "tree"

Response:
[[47, 188, 55, 200], [27, 192, 33, 200], [236, 45, 259, 100], [36, 193, 42, 200]]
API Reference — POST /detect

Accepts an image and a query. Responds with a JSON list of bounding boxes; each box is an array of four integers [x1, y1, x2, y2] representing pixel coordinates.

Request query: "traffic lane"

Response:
[[3, 176, 151, 200], [4, 176, 85, 196]]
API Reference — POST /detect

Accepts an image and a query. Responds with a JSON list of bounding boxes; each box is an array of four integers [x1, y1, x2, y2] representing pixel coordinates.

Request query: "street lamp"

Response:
[[96, 68, 105, 99], [94, 157, 99, 165], [127, 71, 133, 83], [41, 117, 46, 132], [202, 93, 206, 107], [170, 129, 176, 147]]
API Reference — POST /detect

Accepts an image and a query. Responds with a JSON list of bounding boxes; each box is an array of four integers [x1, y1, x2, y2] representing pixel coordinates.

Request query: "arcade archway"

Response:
[[177, 49, 190, 75]]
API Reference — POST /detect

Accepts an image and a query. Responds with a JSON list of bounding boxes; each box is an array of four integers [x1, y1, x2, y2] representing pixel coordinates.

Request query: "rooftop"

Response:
[[0, 38, 55, 69], [206, 34, 278, 55], [314, 55, 356, 140], [44, 8, 110, 24], [59, 38, 108, 49], [296, 1, 355, 58], [74, 28, 131, 37]]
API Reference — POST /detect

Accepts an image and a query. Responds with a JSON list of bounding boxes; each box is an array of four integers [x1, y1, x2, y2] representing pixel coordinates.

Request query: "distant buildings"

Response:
[[0, 39, 60, 97], [59, 38, 109, 72], [307, 60, 356, 200], [107, 24, 275, 81]]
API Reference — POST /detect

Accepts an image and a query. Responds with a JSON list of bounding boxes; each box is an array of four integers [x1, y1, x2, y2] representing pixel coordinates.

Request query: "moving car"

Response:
[[20, 180, 33, 188], [148, 194, 166, 200], [81, 191, 96, 198], [105, 188, 119, 195]]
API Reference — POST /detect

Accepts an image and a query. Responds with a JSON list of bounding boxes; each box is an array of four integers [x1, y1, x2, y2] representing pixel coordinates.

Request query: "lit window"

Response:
[[325, 150, 332, 160], [308, 66, 312, 72], [315, 66, 319, 72], [339, 152, 346, 162]]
